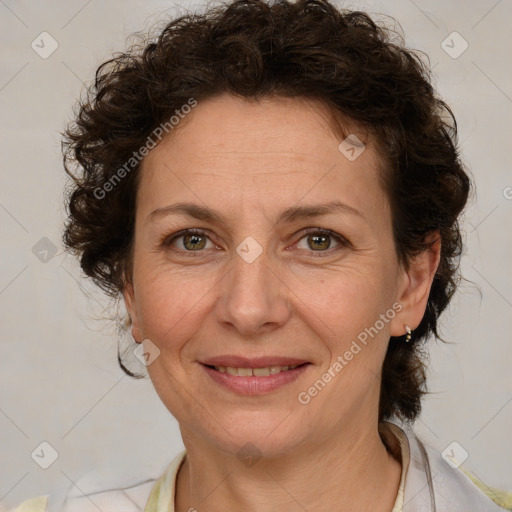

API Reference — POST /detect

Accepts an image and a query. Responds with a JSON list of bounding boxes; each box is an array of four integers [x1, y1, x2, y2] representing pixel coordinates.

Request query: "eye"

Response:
[[163, 229, 216, 255], [294, 228, 348, 255], [162, 228, 349, 257]]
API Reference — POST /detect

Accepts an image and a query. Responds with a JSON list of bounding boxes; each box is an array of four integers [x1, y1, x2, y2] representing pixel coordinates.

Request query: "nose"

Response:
[[215, 243, 292, 338]]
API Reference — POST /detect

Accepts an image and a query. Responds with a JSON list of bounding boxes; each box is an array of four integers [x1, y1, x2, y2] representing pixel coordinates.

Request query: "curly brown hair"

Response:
[[62, 0, 470, 423]]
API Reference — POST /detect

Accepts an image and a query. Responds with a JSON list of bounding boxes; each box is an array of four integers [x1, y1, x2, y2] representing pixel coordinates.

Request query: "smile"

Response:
[[211, 364, 301, 376], [201, 362, 311, 394]]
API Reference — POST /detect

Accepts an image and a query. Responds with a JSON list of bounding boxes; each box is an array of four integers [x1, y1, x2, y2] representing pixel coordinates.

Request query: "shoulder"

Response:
[[391, 421, 512, 512], [423, 441, 511, 511], [9, 479, 155, 512], [8, 451, 187, 512], [9, 496, 47, 512]]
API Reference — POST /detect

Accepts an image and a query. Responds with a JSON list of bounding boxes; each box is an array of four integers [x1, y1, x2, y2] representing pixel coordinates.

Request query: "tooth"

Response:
[[253, 367, 271, 376], [214, 364, 302, 375]]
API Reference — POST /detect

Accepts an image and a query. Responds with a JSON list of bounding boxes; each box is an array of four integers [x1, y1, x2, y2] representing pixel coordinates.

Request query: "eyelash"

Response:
[[161, 228, 349, 257]]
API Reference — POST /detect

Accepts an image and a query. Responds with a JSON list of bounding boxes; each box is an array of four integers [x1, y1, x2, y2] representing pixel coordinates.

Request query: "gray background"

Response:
[[1, 0, 511, 508]]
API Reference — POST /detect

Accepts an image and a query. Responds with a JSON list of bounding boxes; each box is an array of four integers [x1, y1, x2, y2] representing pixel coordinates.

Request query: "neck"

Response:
[[175, 420, 402, 512]]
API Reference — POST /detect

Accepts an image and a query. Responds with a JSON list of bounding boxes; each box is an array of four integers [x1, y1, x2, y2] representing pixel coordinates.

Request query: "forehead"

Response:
[[150, 93, 368, 163], [138, 93, 387, 222]]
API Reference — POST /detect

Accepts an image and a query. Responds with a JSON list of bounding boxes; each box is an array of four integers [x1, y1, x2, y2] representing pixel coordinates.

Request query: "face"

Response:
[[124, 93, 433, 457]]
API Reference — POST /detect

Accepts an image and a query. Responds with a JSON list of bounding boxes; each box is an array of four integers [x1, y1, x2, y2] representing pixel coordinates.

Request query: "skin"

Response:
[[124, 93, 441, 512]]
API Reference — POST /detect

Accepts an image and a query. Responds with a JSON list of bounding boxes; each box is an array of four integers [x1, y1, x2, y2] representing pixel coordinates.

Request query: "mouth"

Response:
[[202, 362, 310, 377], [200, 361, 312, 395]]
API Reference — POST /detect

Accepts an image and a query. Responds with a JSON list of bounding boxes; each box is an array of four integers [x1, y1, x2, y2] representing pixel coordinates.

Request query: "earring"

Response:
[[405, 325, 413, 343]]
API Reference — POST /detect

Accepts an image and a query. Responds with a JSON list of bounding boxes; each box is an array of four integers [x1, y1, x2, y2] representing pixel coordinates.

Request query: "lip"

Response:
[[201, 362, 311, 395], [201, 355, 309, 368]]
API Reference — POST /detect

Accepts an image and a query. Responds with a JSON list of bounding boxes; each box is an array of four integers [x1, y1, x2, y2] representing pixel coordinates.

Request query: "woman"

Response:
[[11, 0, 510, 510]]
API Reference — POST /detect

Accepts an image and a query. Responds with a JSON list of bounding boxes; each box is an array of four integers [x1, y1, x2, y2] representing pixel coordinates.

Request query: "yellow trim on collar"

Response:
[[459, 467, 512, 511], [11, 496, 48, 512]]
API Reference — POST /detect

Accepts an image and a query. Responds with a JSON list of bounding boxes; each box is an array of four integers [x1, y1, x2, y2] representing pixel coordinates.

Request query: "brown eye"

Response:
[[306, 233, 332, 251], [182, 232, 207, 251], [295, 229, 348, 255], [164, 229, 215, 254]]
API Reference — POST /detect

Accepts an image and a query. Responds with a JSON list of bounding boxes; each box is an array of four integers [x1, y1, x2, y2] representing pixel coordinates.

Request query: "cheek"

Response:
[[310, 267, 395, 331], [133, 267, 215, 348], [305, 271, 398, 381], [132, 237, 399, 358]]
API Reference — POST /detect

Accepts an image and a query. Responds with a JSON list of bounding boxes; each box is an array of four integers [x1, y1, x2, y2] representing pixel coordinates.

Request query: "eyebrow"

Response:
[[147, 200, 366, 226]]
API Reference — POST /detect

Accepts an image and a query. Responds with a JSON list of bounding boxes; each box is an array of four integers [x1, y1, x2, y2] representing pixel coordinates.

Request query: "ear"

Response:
[[390, 232, 441, 337], [123, 282, 143, 343]]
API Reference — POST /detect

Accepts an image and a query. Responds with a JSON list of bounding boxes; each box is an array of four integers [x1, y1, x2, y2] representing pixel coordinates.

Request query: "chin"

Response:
[[200, 412, 311, 460]]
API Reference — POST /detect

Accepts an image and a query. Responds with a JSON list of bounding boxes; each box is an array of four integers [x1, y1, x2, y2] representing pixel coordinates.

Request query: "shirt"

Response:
[[10, 421, 511, 511]]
